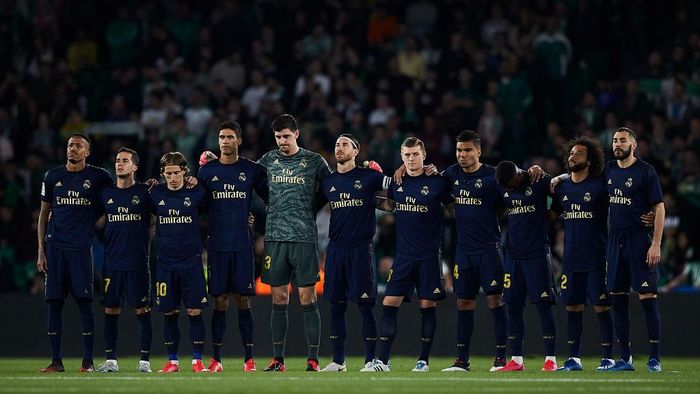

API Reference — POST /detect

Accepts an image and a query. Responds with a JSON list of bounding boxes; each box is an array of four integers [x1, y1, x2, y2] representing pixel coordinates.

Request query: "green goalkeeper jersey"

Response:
[[258, 147, 331, 243]]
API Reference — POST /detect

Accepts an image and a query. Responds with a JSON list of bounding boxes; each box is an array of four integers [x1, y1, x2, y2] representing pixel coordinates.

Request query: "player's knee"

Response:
[[566, 304, 585, 312], [638, 292, 657, 300], [593, 305, 610, 313], [382, 296, 402, 307], [486, 294, 503, 309], [105, 307, 121, 315], [456, 298, 476, 310], [164, 310, 179, 316], [215, 295, 230, 311], [233, 294, 250, 309], [419, 299, 437, 309], [186, 308, 202, 316], [298, 286, 317, 305], [271, 286, 289, 305]]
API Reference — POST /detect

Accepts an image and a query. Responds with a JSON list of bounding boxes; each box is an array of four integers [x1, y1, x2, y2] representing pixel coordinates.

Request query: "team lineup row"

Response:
[[36, 113, 665, 374]]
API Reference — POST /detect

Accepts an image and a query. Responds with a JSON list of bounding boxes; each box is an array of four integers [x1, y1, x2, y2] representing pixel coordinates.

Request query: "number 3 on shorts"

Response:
[[264, 255, 271, 270]]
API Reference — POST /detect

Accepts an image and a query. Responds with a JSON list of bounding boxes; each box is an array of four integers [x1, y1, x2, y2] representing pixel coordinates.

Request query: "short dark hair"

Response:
[[69, 133, 91, 149], [495, 160, 518, 186], [219, 120, 242, 138], [563, 136, 604, 177], [456, 130, 481, 147], [117, 147, 140, 166], [271, 113, 298, 133], [401, 136, 426, 154], [338, 133, 360, 151], [159, 152, 189, 174], [615, 126, 637, 140]]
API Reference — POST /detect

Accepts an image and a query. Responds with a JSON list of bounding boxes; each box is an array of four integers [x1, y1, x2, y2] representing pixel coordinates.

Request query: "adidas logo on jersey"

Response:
[[504, 192, 509, 197], [433, 288, 441, 294], [361, 293, 369, 299], [541, 291, 549, 297], [159, 200, 166, 206], [562, 195, 568, 201], [201, 297, 208, 303], [212, 176, 219, 182], [248, 283, 253, 289], [274, 159, 280, 164], [490, 280, 498, 286], [397, 186, 404, 192], [608, 179, 612, 184], [641, 281, 649, 287], [107, 198, 114, 204], [55, 181, 63, 187], [454, 180, 459, 185], [330, 186, 336, 192], [141, 296, 148, 302]]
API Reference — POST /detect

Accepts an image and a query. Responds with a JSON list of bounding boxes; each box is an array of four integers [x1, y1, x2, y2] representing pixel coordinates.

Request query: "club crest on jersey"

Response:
[[83, 179, 92, 189], [239, 172, 247, 182], [300, 159, 307, 168], [475, 179, 483, 188], [354, 180, 362, 190], [625, 177, 633, 188], [184, 197, 191, 207], [584, 192, 591, 202], [524, 186, 533, 196], [421, 186, 430, 196], [132, 195, 140, 205]]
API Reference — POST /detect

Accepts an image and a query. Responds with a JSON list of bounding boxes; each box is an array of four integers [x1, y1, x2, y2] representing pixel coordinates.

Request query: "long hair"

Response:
[[562, 136, 605, 177]]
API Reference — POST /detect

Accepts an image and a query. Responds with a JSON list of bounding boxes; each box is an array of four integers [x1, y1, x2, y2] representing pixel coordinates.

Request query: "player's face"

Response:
[[115, 152, 137, 178], [67, 136, 89, 164], [456, 141, 480, 170], [612, 131, 636, 160], [274, 128, 299, 154], [219, 129, 241, 156], [567, 144, 589, 173], [401, 145, 425, 172], [162, 165, 186, 190], [334, 138, 358, 164]]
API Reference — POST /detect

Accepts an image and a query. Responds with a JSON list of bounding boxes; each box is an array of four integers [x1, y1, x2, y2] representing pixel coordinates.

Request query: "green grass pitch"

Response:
[[1, 357, 698, 393]]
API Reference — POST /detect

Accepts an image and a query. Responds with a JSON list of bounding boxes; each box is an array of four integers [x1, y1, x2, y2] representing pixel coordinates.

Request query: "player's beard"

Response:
[[568, 161, 588, 173], [613, 146, 632, 160], [68, 158, 80, 164]]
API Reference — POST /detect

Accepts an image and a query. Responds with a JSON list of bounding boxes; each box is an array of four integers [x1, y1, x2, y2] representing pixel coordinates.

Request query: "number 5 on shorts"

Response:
[[503, 273, 511, 289]]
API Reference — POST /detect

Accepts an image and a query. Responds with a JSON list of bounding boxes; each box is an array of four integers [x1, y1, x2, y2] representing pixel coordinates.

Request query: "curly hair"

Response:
[[562, 136, 605, 177]]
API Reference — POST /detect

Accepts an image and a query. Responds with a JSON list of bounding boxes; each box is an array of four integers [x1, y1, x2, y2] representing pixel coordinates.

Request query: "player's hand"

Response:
[[646, 243, 661, 267], [424, 164, 438, 176], [184, 176, 198, 189], [363, 160, 383, 173], [549, 176, 562, 193], [640, 210, 655, 226], [393, 164, 407, 185], [199, 151, 218, 166], [37, 252, 47, 273], [145, 178, 159, 191], [248, 212, 255, 230], [528, 165, 544, 183]]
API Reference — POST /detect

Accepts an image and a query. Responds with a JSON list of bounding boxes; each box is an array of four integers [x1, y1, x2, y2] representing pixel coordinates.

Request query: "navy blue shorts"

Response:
[[559, 267, 610, 306], [385, 254, 445, 301], [207, 248, 256, 296], [44, 244, 94, 301], [324, 242, 377, 304], [607, 230, 658, 293], [155, 265, 209, 312], [453, 245, 504, 299], [503, 253, 557, 305], [102, 266, 151, 309]]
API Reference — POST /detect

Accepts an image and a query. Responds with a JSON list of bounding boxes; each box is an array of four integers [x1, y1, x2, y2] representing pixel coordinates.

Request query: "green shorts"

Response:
[[262, 241, 320, 287]]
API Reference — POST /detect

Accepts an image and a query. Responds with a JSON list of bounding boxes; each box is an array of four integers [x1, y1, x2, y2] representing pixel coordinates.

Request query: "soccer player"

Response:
[[37, 133, 113, 372], [318, 134, 390, 372], [198, 120, 269, 372], [441, 130, 542, 372], [95, 147, 153, 373], [550, 137, 615, 371], [604, 127, 665, 372], [149, 152, 210, 373], [495, 160, 558, 372], [362, 137, 452, 373], [257, 114, 332, 372]]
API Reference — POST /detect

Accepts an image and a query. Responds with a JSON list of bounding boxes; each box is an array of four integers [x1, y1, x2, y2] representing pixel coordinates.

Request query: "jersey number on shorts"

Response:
[[264, 255, 271, 270], [104, 278, 111, 292], [503, 273, 511, 289], [453, 265, 459, 279], [560, 274, 568, 290], [156, 282, 167, 297], [387, 269, 393, 282]]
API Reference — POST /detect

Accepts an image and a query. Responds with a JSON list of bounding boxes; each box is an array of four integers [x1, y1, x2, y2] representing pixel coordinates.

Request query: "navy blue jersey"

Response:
[[551, 176, 607, 272], [321, 167, 390, 245], [149, 184, 207, 270], [198, 158, 269, 252], [41, 164, 113, 250], [100, 183, 152, 271], [500, 175, 552, 259], [388, 173, 452, 258], [443, 164, 503, 251], [605, 159, 663, 232]]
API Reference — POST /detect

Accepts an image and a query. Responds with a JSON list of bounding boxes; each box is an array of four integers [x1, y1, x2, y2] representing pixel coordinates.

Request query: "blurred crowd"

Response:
[[0, 0, 698, 294]]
